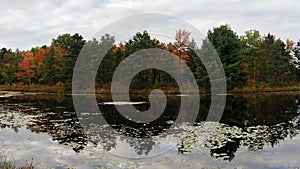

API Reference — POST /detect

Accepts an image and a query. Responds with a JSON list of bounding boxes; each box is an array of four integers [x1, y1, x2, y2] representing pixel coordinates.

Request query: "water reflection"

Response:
[[0, 93, 299, 161], [178, 94, 300, 161]]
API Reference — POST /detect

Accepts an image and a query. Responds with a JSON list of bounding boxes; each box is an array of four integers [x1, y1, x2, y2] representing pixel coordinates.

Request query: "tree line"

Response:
[[0, 25, 299, 92]]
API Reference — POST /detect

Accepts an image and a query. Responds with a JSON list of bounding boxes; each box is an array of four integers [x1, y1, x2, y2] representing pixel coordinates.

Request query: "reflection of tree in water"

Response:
[[121, 136, 155, 156], [0, 94, 172, 156], [84, 123, 166, 156], [0, 103, 39, 133], [85, 124, 117, 152], [1, 93, 300, 159], [96, 95, 179, 156], [0, 95, 88, 153], [178, 94, 300, 161], [39, 111, 88, 153], [210, 138, 241, 161], [178, 113, 300, 161], [222, 94, 300, 127]]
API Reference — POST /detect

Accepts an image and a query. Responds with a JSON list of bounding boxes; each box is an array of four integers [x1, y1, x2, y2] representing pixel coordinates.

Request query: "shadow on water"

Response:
[[0, 92, 299, 161]]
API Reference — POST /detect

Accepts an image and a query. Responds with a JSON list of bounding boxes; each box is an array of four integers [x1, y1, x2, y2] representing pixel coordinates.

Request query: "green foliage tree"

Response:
[[259, 34, 295, 86], [42, 46, 65, 85], [0, 47, 11, 61], [1, 50, 22, 84], [0, 48, 12, 84], [293, 40, 300, 81], [90, 34, 116, 88], [241, 30, 262, 85], [124, 31, 165, 89], [293, 40, 300, 66], [202, 25, 246, 90], [52, 33, 85, 90], [185, 38, 211, 90], [125, 31, 162, 56]]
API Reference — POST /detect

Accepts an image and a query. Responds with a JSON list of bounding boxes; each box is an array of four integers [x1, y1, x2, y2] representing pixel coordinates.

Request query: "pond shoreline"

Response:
[[1, 84, 300, 95]]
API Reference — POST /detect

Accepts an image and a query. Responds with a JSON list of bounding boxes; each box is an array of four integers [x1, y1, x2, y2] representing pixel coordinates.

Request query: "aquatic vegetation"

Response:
[[177, 115, 300, 161], [0, 105, 41, 130]]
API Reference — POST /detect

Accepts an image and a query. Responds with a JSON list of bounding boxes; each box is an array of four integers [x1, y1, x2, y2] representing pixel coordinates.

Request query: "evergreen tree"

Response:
[[124, 31, 164, 89], [52, 33, 85, 90], [260, 34, 295, 86], [201, 25, 246, 90], [293, 40, 300, 81], [241, 30, 262, 85]]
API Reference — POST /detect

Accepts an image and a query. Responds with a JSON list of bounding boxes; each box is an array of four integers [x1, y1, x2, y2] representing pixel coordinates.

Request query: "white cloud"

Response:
[[0, 0, 299, 50]]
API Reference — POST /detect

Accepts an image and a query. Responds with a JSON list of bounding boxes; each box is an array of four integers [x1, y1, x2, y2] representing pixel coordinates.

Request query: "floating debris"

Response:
[[98, 101, 147, 105]]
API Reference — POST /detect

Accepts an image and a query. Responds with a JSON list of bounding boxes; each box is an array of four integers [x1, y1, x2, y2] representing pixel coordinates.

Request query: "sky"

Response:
[[0, 0, 300, 50]]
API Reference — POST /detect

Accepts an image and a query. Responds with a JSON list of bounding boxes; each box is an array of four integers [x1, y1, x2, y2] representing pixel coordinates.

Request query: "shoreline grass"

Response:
[[0, 160, 34, 169], [231, 85, 300, 94], [0, 84, 300, 95], [0, 84, 65, 94]]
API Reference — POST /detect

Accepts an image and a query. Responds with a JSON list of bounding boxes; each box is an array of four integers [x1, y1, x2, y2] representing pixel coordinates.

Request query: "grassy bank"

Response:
[[0, 84, 65, 94], [1, 83, 300, 94], [231, 86, 300, 94], [0, 160, 33, 169], [0, 84, 204, 94], [90, 86, 300, 94], [96, 87, 206, 94]]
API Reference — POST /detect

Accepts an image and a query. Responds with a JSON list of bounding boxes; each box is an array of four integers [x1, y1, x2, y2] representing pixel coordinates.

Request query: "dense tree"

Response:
[[201, 25, 247, 90], [293, 40, 300, 67], [293, 40, 300, 81], [259, 34, 295, 86], [124, 31, 166, 89], [185, 37, 212, 90], [14, 51, 37, 84], [0, 48, 12, 83], [1, 50, 22, 84], [42, 46, 65, 85], [125, 31, 162, 56], [32, 48, 46, 83], [52, 33, 85, 57], [0, 27, 299, 92], [95, 34, 116, 88], [0, 48, 11, 61], [241, 30, 262, 85], [51, 33, 85, 90], [14, 59, 34, 84], [186, 39, 199, 73]]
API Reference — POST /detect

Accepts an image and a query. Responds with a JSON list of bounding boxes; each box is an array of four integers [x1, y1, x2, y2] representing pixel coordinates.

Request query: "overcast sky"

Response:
[[0, 0, 300, 50]]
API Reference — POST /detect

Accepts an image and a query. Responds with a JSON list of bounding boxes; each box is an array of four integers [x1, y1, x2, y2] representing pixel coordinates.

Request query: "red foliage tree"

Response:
[[14, 59, 35, 84]]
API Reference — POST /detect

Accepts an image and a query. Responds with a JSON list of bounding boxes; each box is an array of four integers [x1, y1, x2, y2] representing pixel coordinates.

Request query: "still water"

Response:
[[0, 92, 300, 169]]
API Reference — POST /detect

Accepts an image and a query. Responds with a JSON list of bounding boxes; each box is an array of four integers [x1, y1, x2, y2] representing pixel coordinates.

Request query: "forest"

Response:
[[0, 24, 299, 93]]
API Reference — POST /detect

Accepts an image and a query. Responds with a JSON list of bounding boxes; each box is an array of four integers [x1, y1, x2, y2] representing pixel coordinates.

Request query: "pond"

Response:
[[0, 91, 300, 169]]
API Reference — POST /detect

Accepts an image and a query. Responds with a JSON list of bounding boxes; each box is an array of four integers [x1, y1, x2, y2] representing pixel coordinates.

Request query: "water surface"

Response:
[[0, 92, 300, 168]]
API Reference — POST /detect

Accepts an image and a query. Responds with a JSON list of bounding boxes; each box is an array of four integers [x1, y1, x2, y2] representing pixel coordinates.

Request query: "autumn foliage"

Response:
[[0, 28, 299, 93]]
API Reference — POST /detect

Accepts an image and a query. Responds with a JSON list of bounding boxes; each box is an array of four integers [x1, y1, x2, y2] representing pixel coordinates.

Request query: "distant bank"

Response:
[[1, 84, 300, 94]]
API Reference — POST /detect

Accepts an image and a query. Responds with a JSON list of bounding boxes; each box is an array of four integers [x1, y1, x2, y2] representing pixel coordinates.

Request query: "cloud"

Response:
[[0, 0, 299, 50]]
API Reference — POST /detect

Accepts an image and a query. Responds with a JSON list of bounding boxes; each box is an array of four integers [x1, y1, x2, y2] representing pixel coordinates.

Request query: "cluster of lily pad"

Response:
[[0, 104, 41, 130], [177, 115, 300, 161]]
